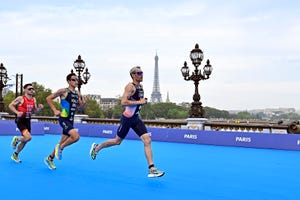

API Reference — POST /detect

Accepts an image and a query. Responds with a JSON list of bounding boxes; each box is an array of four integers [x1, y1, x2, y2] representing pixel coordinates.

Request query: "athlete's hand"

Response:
[[37, 104, 44, 110], [140, 98, 148, 105], [53, 109, 61, 116], [82, 95, 88, 103]]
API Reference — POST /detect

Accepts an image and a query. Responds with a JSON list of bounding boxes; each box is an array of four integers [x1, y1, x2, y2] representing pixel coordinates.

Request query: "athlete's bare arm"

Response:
[[8, 96, 24, 117], [46, 88, 67, 116]]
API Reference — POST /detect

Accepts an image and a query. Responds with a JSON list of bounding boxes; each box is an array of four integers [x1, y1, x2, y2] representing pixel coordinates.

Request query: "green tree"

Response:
[[85, 99, 105, 118], [204, 106, 230, 118], [111, 99, 123, 119], [3, 90, 15, 114], [140, 103, 155, 119], [103, 108, 113, 119], [141, 102, 188, 119], [166, 108, 188, 119], [31, 82, 56, 116], [234, 111, 253, 119]]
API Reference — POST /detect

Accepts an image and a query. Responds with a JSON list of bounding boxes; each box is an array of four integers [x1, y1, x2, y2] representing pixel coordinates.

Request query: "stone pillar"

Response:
[[74, 114, 88, 123], [181, 118, 208, 130]]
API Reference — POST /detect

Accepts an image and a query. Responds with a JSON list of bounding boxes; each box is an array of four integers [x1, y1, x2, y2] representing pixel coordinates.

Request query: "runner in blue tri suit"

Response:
[[89, 66, 165, 178], [44, 73, 87, 170]]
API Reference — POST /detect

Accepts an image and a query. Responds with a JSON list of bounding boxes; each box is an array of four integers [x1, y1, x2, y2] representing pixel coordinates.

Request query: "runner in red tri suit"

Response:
[[9, 83, 43, 163]]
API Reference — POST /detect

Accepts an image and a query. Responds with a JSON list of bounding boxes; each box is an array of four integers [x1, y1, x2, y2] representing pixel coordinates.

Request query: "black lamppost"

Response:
[[0, 63, 9, 112], [15, 73, 23, 98], [181, 44, 213, 118], [71, 55, 91, 93]]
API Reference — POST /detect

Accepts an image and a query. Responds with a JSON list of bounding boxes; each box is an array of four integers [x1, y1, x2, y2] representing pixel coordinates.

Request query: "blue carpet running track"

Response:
[[1, 134, 300, 200]]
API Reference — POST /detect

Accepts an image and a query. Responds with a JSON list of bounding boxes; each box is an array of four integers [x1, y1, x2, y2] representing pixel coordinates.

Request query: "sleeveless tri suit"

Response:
[[58, 88, 80, 136], [117, 83, 148, 139], [15, 96, 35, 134]]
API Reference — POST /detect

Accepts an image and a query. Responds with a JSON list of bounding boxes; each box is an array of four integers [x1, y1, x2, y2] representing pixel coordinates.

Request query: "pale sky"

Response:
[[1, 0, 300, 111]]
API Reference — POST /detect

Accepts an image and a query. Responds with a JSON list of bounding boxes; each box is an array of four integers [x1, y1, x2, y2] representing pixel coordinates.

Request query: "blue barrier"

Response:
[[1, 120, 300, 151], [0, 120, 17, 135], [0, 120, 44, 135]]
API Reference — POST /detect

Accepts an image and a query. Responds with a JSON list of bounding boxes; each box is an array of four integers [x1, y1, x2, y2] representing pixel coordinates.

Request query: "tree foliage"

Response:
[[204, 106, 230, 118], [3, 90, 15, 113], [32, 82, 57, 116], [141, 102, 188, 119], [84, 99, 105, 118]]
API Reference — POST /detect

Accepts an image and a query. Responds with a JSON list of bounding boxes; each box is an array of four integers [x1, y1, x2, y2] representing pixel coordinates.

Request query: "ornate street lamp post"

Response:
[[71, 55, 91, 115], [71, 55, 91, 93], [181, 44, 213, 118], [15, 73, 23, 98], [0, 63, 9, 112]]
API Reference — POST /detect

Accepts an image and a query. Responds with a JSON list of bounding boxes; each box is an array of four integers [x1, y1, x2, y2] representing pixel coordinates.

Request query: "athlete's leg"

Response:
[[15, 129, 32, 154], [140, 133, 165, 178], [94, 135, 123, 153], [48, 134, 69, 159], [59, 129, 80, 149], [90, 115, 128, 159], [140, 133, 154, 167], [132, 118, 154, 167]]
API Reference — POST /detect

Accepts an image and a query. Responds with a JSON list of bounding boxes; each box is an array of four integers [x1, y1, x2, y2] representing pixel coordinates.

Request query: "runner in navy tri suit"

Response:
[[89, 66, 165, 178], [44, 73, 87, 170]]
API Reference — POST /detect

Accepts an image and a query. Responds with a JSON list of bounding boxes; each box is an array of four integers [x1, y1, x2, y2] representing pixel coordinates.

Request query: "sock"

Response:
[[49, 155, 54, 160], [148, 164, 155, 169]]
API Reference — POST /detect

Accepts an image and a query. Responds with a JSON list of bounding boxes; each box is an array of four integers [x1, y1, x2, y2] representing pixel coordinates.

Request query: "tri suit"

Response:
[[58, 88, 79, 136], [15, 96, 35, 134], [117, 83, 148, 139]]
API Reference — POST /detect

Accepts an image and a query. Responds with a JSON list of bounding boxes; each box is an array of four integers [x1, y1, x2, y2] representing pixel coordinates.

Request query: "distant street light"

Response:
[[181, 44, 213, 118], [0, 63, 9, 112], [71, 55, 91, 93]]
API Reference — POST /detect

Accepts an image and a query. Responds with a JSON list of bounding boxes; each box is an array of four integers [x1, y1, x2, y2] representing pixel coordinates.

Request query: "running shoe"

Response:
[[55, 144, 62, 160], [11, 136, 19, 149], [11, 153, 22, 163], [148, 168, 165, 178], [89, 143, 98, 160], [44, 157, 56, 170]]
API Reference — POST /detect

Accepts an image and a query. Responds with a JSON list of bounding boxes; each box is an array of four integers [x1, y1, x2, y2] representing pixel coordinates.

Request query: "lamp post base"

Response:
[[181, 118, 207, 130]]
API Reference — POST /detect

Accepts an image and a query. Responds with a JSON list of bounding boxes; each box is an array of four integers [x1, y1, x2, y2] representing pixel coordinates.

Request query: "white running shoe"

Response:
[[148, 168, 165, 178]]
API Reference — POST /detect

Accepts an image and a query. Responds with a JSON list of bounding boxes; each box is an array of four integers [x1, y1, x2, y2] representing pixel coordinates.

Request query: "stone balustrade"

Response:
[[1, 115, 293, 134]]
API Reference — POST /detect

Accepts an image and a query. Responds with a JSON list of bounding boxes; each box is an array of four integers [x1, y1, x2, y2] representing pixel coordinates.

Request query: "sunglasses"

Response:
[[70, 78, 79, 82], [27, 88, 35, 91], [133, 71, 143, 76]]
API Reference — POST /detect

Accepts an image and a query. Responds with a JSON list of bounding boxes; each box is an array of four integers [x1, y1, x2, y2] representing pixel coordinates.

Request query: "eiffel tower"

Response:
[[151, 52, 162, 103]]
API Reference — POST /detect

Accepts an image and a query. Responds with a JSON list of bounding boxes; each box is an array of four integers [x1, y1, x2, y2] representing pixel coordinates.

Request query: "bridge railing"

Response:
[[1, 114, 293, 133], [204, 121, 288, 133]]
